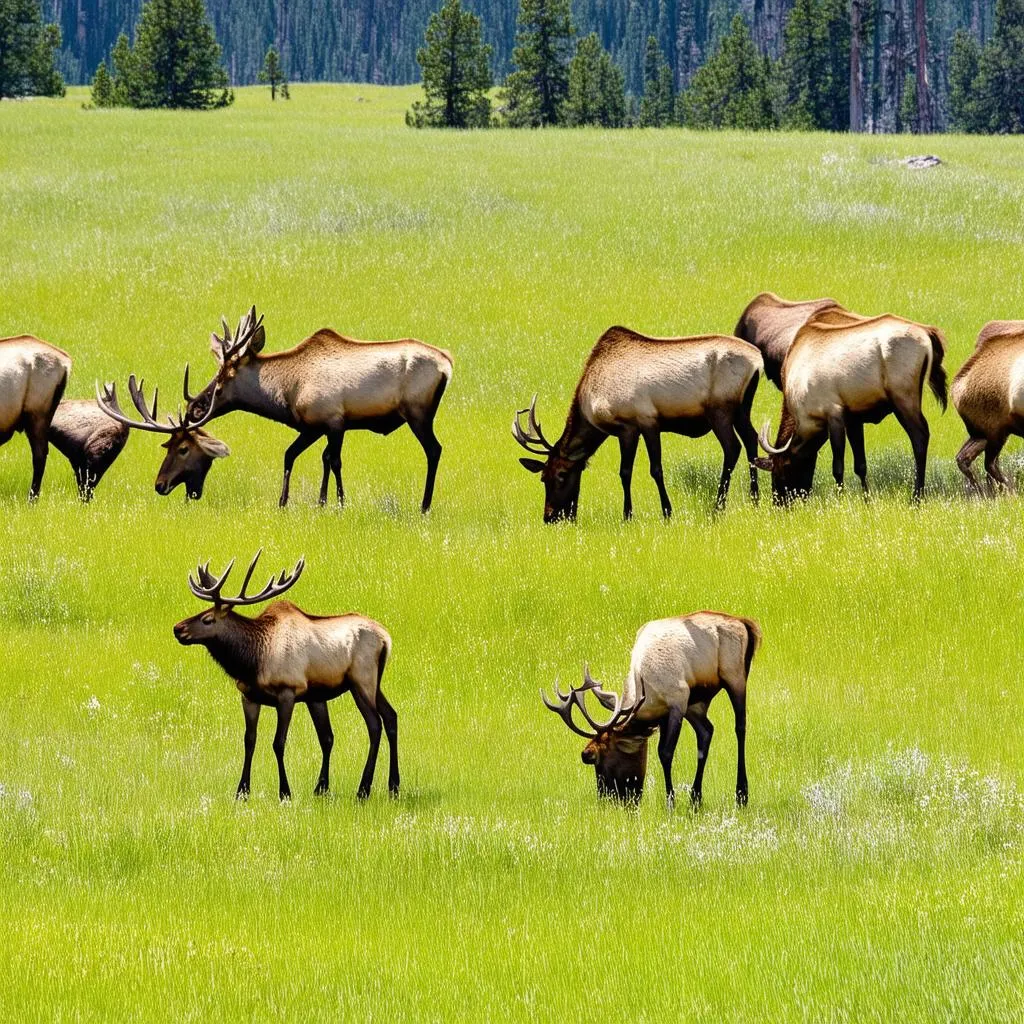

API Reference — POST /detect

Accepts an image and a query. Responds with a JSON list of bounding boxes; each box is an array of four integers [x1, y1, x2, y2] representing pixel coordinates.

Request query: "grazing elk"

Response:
[[96, 377, 229, 499], [754, 312, 948, 502], [734, 292, 842, 388], [48, 399, 130, 500], [173, 551, 398, 801], [182, 307, 453, 511], [542, 612, 761, 807], [951, 320, 1024, 494], [0, 335, 71, 499], [512, 326, 764, 522]]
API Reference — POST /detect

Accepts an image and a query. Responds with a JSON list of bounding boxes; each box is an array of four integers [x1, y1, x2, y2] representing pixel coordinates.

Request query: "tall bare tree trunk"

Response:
[[914, 0, 931, 132], [850, 0, 864, 131]]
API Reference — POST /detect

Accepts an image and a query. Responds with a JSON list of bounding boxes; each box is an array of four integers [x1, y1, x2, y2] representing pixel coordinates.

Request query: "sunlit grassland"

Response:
[[1, 85, 1023, 1020]]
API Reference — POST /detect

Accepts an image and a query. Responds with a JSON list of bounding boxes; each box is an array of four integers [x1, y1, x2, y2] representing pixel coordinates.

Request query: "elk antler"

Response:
[[757, 420, 793, 456], [96, 372, 217, 434], [540, 668, 646, 738], [188, 549, 305, 608], [512, 394, 554, 455], [211, 305, 264, 366]]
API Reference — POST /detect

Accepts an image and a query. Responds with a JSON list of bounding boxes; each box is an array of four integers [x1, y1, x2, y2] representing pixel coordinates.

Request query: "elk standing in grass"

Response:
[[97, 377, 229, 499], [951, 320, 1024, 494], [183, 307, 453, 510], [513, 327, 764, 522], [173, 552, 398, 800], [754, 312, 948, 501], [734, 292, 843, 388], [542, 612, 760, 808], [0, 335, 71, 499], [48, 399, 129, 499]]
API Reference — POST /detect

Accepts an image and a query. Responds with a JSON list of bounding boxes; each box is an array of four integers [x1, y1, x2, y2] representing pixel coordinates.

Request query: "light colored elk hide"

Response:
[[0, 336, 71, 435], [952, 325, 1024, 436]]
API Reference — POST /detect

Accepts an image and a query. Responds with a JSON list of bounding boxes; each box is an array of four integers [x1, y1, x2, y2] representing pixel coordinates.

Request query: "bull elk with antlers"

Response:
[[181, 307, 453, 510], [754, 311, 948, 502], [96, 377, 230, 499], [951, 320, 1024, 494], [0, 335, 71, 499], [513, 327, 764, 522], [173, 552, 398, 801], [542, 612, 761, 807]]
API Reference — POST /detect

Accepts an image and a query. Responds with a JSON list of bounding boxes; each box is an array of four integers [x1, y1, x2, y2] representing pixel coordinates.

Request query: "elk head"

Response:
[[752, 418, 810, 503], [96, 377, 229, 499], [173, 549, 305, 648], [541, 669, 648, 802], [513, 395, 587, 523], [183, 306, 266, 425]]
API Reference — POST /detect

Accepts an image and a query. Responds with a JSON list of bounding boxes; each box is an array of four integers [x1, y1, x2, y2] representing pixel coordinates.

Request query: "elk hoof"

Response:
[[314, 781, 329, 796], [736, 789, 748, 807], [235, 785, 250, 800]]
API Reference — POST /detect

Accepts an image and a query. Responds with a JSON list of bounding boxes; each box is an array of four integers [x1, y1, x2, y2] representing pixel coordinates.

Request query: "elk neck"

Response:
[[218, 357, 296, 426], [558, 393, 607, 461], [201, 611, 271, 686]]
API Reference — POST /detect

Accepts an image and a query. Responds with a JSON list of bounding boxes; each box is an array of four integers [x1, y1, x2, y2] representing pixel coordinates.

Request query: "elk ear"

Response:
[[519, 458, 545, 474], [248, 324, 266, 353], [751, 457, 773, 472], [195, 433, 231, 459], [210, 334, 225, 365]]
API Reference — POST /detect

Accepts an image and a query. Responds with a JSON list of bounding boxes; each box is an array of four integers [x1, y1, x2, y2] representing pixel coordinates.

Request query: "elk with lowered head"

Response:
[[513, 326, 765, 522], [182, 307, 453, 510], [0, 335, 71, 499], [542, 612, 761, 807], [173, 551, 398, 801], [951, 320, 1024, 494], [733, 291, 842, 389], [96, 377, 229, 499], [754, 311, 948, 502], [47, 399, 130, 500]]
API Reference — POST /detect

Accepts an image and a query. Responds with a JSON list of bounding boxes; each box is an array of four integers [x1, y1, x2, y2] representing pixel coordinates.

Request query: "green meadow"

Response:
[[1, 85, 1023, 1020]]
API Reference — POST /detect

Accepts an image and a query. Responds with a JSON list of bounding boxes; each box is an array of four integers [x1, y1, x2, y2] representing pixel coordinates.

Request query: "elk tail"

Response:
[[740, 618, 762, 679], [926, 328, 948, 412]]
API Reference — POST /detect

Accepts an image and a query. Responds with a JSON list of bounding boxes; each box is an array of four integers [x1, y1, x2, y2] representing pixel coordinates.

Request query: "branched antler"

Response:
[[512, 394, 554, 455], [540, 668, 646, 738], [187, 550, 305, 608]]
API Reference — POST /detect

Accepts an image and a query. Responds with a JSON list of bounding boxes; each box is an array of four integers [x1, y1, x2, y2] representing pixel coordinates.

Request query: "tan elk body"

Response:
[[0, 335, 72, 498], [756, 312, 948, 500], [184, 309, 453, 509], [951, 320, 1024, 493], [514, 327, 765, 520], [173, 553, 398, 800], [543, 612, 761, 806], [734, 292, 842, 388]]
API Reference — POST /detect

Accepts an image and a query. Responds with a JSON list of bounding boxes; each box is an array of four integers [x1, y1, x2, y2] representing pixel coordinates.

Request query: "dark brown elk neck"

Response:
[[201, 612, 271, 685], [557, 394, 607, 460]]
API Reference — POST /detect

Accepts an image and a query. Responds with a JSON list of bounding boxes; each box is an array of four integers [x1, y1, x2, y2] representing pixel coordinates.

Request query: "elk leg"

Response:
[[845, 415, 869, 494], [408, 417, 443, 513], [641, 429, 672, 518], [735, 399, 760, 503], [352, 688, 383, 799], [708, 410, 741, 511], [657, 706, 684, 808], [955, 437, 987, 496], [984, 437, 1011, 494], [685, 708, 714, 809], [617, 429, 640, 520], [272, 690, 295, 801], [376, 690, 400, 796], [318, 431, 344, 506], [827, 417, 845, 490], [307, 701, 334, 795], [893, 403, 930, 501], [726, 687, 748, 806], [237, 695, 261, 799], [26, 424, 50, 501], [279, 430, 321, 507]]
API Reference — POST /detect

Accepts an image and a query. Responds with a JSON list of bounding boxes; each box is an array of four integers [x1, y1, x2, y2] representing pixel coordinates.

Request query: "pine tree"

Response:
[[502, 0, 574, 125], [639, 34, 674, 125], [91, 60, 115, 106], [258, 45, 286, 99], [780, 0, 849, 130], [132, 0, 233, 109], [407, 0, 493, 127], [949, 29, 983, 131], [111, 32, 141, 107], [565, 32, 626, 125], [0, 0, 65, 99], [679, 14, 778, 128]]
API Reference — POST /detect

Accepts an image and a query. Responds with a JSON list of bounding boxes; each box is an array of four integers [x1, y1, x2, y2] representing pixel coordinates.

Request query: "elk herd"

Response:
[[3, 295, 1023, 805]]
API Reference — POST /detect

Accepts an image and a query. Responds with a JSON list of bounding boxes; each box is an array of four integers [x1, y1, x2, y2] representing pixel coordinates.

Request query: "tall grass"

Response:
[[1, 85, 1022, 1021]]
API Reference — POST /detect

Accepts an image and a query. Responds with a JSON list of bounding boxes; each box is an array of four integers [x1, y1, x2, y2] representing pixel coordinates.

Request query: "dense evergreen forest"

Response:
[[45, 0, 992, 128]]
